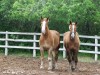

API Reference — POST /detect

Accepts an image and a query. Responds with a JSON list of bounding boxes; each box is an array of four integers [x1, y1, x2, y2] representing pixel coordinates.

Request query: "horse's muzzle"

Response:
[[71, 32, 75, 39]]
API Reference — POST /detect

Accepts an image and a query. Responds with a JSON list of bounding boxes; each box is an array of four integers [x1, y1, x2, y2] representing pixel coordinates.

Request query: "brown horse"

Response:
[[63, 21, 80, 71], [39, 17, 60, 70]]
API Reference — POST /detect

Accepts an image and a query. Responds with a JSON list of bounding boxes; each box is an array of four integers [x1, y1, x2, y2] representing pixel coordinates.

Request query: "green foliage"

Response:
[[0, 0, 100, 34]]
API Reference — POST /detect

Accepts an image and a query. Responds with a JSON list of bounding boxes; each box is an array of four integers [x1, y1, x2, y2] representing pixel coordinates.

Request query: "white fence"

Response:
[[0, 31, 100, 61]]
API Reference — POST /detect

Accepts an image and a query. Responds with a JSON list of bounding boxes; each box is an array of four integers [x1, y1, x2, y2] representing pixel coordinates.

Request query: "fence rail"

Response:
[[0, 31, 100, 61]]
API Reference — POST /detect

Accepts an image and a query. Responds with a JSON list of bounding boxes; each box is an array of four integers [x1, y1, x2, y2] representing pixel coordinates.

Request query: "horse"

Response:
[[39, 17, 60, 70], [63, 21, 80, 71]]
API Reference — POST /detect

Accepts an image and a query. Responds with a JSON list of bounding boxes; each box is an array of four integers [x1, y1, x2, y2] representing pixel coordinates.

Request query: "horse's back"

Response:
[[50, 30, 60, 37]]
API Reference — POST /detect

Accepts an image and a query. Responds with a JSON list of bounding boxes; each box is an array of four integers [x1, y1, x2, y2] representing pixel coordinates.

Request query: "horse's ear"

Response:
[[70, 21, 72, 25], [47, 17, 49, 22]]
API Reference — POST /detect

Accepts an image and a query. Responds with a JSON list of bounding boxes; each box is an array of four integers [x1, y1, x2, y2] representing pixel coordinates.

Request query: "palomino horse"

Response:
[[39, 17, 60, 70], [63, 21, 80, 71]]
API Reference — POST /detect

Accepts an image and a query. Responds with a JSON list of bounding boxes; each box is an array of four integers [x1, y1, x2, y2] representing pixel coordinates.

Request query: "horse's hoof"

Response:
[[75, 67, 79, 72], [71, 67, 75, 72], [55, 64, 58, 69], [40, 66, 44, 69], [48, 67, 53, 71], [52, 65, 55, 70]]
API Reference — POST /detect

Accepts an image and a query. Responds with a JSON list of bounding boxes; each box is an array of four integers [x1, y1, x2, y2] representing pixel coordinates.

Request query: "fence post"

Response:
[[63, 44, 66, 58], [33, 33, 36, 57], [95, 35, 98, 61], [5, 31, 8, 56]]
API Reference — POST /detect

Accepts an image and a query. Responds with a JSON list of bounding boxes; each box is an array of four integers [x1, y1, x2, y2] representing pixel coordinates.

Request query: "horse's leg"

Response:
[[66, 50, 72, 71], [52, 50, 56, 70], [71, 50, 78, 71], [55, 49, 59, 69], [40, 47, 44, 69], [48, 48, 53, 70], [71, 50, 75, 71], [74, 50, 78, 71], [51, 48, 59, 70], [54, 44, 60, 69]]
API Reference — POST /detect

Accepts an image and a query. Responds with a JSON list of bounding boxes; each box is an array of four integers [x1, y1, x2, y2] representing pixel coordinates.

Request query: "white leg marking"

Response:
[[55, 62, 58, 69], [48, 57, 52, 70], [40, 61, 44, 69]]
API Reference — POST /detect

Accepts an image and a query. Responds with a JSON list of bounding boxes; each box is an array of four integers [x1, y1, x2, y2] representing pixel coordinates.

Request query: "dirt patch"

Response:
[[0, 56, 100, 75]]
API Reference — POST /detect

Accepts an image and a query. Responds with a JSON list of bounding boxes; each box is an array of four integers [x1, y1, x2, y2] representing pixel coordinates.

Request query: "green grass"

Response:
[[0, 50, 100, 62], [0, 49, 33, 57], [78, 53, 100, 62]]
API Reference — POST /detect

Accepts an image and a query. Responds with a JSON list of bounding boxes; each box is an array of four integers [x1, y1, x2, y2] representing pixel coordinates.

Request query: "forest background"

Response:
[[0, 0, 100, 35]]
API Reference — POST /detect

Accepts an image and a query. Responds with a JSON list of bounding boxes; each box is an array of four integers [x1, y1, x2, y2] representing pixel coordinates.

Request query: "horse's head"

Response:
[[69, 21, 77, 39], [40, 16, 49, 34]]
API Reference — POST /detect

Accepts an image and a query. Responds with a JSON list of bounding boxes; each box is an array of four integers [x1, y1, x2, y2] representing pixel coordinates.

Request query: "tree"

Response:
[[0, 0, 100, 35]]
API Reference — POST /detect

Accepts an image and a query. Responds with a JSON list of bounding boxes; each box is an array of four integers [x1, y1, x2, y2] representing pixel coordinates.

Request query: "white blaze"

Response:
[[41, 21, 46, 34], [71, 24, 75, 39], [72, 24, 74, 33], [69, 25, 70, 30]]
